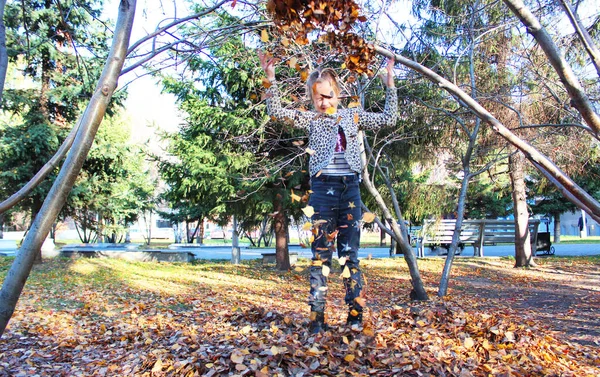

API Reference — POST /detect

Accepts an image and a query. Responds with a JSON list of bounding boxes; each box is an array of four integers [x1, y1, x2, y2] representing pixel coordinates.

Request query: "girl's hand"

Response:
[[258, 50, 276, 81], [380, 57, 395, 88]]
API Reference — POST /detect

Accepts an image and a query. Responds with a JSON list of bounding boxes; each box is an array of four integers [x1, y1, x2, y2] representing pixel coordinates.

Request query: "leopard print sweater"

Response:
[[266, 81, 398, 177]]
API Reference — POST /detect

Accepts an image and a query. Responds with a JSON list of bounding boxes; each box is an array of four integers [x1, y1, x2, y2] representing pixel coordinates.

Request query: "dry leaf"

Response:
[[341, 266, 351, 278], [302, 222, 313, 231], [322, 265, 330, 277], [302, 206, 315, 217], [261, 29, 269, 42], [262, 77, 272, 88], [362, 212, 376, 223]]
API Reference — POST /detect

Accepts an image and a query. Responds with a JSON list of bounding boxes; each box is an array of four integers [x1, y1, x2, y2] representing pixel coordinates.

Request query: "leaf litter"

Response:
[[0, 256, 598, 376]]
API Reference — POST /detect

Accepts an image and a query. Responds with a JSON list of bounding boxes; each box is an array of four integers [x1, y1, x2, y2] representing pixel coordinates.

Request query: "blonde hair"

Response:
[[306, 68, 341, 102]]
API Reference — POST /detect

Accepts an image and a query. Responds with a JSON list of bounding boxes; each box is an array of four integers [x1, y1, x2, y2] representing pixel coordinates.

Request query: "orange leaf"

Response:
[[362, 212, 376, 223], [344, 354, 355, 362], [353, 113, 359, 124], [262, 77, 272, 89]]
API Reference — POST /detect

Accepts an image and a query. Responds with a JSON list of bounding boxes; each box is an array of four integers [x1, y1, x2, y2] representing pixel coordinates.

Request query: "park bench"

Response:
[[0, 239, 19, 256], [261, 252, 298, 265], [418, 219, 541, 257]]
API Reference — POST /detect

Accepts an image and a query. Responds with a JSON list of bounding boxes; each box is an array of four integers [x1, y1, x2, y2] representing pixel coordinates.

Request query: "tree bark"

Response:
[[558, 0, 600, 78], [553, 212, 561, 243], [273, 194, 290, 271], [502, 0, 600, 135], [510, 152, 535, 267], [0, 0, 7, 105], [359, 132, 429, 301], [0, 0, 136, 337]]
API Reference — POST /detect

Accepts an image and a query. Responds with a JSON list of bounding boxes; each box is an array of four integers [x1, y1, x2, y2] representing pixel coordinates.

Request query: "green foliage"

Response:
[[63, 113, 155, 243]]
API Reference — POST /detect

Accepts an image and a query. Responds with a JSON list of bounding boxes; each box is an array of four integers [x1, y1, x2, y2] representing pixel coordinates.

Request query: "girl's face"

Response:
[[312, 81, 339, 114]]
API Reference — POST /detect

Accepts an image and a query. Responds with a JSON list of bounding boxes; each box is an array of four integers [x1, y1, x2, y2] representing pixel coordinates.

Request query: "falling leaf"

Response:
[[362, 212, 376, 223], [262, 77, 272, 88], [292, 140, 305, 146], [288, 57, 298, 68], [305, 147, 316, 155], [341, 266, 351, 278], [302, 222, 313, 231], [261, 29, 269, 42], [322, 265, 330, 277], [300, 69, 309, 81], [339, 256, 347, 265], [325, 107, 337, 115], [290, 190, 301, 202], [353, 113, 359, 124], [355, 297, 366, 307], [302, 206, 315, 217]]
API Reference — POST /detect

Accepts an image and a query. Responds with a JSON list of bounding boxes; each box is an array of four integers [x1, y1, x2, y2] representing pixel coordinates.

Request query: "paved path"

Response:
[[184, 242, 600, 261]]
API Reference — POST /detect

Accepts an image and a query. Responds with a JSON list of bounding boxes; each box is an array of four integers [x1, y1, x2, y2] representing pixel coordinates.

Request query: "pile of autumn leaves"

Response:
[[0, 258, 598, 376]]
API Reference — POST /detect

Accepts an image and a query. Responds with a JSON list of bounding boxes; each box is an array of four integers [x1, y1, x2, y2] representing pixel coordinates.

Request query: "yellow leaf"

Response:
[[302, 206, 315, 217], [325, 107, 337, 115], [342, 336, 349, 344], [362, 212, 376, 223], [305, 147, 316, 155], [261, 29, 269, 42], [302, 222, 313, 231], [341, 266, 351, 278], [322, 265, 330, 277], [152, 358, 163, 373], [344, 354, 355, 362], [338, 256, 347, 265], [362, 327, 375, 336], [353, 113, 359, 124], [341, 63, 347, 69], [348, 101, 360, 108], [288, 57, 297, 69], [464, 337, 474, 349], [270, 346, 279, 355]]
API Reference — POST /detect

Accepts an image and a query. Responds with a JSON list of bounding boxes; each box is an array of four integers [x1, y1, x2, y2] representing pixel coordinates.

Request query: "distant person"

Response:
[[578, 216, 586, 238], [259, 51, 397, 333]]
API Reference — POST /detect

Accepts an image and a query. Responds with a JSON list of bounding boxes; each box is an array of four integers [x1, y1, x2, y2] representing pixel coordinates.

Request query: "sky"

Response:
[[104, 0, 187, 153]]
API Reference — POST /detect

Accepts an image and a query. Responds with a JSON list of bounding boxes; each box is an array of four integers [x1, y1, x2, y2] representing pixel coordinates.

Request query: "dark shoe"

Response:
[[309, 311, 327, 334], [346, 308, 363, 327]]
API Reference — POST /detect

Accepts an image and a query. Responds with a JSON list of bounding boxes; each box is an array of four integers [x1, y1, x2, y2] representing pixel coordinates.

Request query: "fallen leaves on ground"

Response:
[[0, 256, 599, 376]]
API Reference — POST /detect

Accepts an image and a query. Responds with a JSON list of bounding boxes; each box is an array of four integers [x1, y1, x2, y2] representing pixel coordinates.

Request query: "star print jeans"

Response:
[[308, 174, 364, 314]]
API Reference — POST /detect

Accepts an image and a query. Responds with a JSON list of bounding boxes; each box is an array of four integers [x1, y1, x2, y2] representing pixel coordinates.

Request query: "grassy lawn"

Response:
[[0, 255, 598, 376]]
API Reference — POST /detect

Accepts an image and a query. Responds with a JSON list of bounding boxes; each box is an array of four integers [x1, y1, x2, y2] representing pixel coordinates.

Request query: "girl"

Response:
[[259, 52, 397, 333]]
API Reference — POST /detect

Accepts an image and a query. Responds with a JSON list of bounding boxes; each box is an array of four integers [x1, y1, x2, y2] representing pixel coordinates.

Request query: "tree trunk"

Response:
[[510, 152, 535, 267], [375, 47, 600, 224], [502, 0, 600, 135], [558, 0, 600, 78], [231, 215, 240, 264], [359, 133, 428, 301], [273, 193, 290, 271], [0, 0, 136, 337], [0, 0, 7, 105], [553, 212, 561, 243], [0, 214, 4, 239]]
